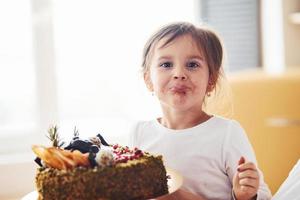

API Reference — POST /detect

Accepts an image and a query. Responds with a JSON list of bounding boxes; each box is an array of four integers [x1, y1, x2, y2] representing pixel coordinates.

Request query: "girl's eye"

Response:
[[186, 61, 200, 70], [160, 62, 172, 68]]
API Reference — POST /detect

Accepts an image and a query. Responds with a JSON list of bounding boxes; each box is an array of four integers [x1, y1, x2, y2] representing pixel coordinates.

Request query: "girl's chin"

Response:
[[160, 96, 202, 110], [167, 98, 187, 106], [169, 101, 194, 110], [169, 99, 202, 111]]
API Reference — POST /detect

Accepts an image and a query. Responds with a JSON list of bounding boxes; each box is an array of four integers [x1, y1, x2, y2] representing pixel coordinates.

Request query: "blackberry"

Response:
[[64, 139, 91, 153], [34, 157, 43, 167], [90, 145, 99, 153], [96, 133, 110, 146], [88, 152, 98, 167]]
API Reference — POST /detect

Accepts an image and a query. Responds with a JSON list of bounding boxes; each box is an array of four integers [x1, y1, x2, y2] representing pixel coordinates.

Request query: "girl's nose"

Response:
[[173, 75, 186, 80], [173, 68, 187, 80]]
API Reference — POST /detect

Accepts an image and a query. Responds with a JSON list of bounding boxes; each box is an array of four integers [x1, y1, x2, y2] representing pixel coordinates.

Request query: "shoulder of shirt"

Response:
[[128, 119, 156, 148], [133, 119, 156, 130], [216, 115, 251, 151], [212, 115, 242, 128], [129, 119, 155, 137], [212, 115, 247, 141]]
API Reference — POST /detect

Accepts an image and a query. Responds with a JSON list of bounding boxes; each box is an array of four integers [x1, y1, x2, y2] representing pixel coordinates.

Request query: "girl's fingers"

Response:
[[235, 158, 260, 197], [238, 170, 259, 179], [240, 185, 257, 195], [238, 156, 245, 165], [239, 177, 259, 188], [238, 162, 257, 172]]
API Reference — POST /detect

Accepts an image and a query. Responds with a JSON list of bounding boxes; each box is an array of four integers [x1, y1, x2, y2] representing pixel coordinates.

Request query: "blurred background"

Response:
[[0, 0, 299, 199]]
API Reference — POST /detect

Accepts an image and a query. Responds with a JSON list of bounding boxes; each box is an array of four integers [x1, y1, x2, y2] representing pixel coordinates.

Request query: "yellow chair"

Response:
[[226, 69, 300, 194]]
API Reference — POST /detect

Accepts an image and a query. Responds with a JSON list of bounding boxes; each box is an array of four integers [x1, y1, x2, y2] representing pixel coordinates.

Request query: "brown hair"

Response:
[[142, 22, 224, 91]]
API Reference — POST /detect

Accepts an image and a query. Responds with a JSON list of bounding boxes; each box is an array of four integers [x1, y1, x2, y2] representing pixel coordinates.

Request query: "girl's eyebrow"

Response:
[[157, 56, 172, 61], [158, 55, 204, 60], [189, 56, 204, 61], [156, 55, 205, 62]]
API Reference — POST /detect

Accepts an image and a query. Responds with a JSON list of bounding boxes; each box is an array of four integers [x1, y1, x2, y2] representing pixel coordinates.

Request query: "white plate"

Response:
[[166, 167, 183, 194], [22, 168, 182, 200]]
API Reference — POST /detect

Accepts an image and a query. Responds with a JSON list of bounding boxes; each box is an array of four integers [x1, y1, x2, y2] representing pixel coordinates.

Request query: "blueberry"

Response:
[[90, 145, 99, 153], [74, 140, 91, 152], [88, 152, 98, 167], [84, 140, 93, 146], [64, 144, 72, 150], [64, 137, 80, 150], [64, 139, 91, 153], [96, 133, 110, 146], [34, 157, 43, 167]]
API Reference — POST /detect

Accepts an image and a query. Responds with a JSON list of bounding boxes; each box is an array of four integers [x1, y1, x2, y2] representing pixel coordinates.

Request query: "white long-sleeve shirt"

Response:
[[129, 115, 272, 200]]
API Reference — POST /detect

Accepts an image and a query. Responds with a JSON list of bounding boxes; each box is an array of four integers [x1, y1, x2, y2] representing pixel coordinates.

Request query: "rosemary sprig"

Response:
[[47, 125, 64, 147], [73, 126, 79, 138]]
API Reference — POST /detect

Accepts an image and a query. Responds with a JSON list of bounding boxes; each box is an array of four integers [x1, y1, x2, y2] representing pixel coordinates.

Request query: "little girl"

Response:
[[129, 22, 272, 200]]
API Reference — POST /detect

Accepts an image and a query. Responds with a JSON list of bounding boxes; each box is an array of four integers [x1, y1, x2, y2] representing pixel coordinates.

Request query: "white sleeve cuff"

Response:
[[232, 189, 258, 200]]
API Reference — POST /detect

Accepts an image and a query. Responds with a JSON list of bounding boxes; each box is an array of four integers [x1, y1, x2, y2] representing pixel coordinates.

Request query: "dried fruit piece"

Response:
[[32, 145, 90, 170]]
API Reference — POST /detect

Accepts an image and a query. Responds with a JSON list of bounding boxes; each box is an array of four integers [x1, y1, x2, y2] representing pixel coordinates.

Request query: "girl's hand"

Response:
[[233, 157, 259, 200]]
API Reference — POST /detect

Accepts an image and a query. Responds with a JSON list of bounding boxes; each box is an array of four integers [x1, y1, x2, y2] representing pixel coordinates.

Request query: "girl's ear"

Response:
[[144, 71, 153, 92], [206, 76, 215, 92]]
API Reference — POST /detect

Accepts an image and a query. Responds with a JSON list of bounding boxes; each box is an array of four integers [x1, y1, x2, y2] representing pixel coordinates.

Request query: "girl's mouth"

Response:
[[170, 85, 189, 95]]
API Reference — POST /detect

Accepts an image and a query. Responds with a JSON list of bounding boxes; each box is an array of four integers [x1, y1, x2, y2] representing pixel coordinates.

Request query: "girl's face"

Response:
[[144, 34, 211, 112]]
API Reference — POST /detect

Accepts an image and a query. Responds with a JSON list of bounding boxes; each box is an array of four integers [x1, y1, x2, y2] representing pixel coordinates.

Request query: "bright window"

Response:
[[0, 0, 38, 154], [0, 0, 197, 154], [51, 0, 197, 143]]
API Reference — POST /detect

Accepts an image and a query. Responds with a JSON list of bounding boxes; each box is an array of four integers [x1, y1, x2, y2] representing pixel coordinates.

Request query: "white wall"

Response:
[[282, 0, 300, 67]]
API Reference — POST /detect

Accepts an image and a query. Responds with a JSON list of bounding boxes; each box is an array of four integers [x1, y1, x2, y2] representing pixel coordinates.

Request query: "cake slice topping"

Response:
[[32, 145, 90, 170], [32, 126, 145, 170]]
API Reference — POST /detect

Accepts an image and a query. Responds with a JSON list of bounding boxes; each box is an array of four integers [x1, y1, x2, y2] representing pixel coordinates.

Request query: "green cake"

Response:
[[32, 126, 168, 200]]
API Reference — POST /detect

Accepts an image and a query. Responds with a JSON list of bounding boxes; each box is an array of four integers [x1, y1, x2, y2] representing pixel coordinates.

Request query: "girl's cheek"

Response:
[[150, 71, 161, 84]]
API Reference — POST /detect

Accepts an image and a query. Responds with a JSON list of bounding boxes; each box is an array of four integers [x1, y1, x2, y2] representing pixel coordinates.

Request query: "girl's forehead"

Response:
[[154, 35, 204, 56]]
